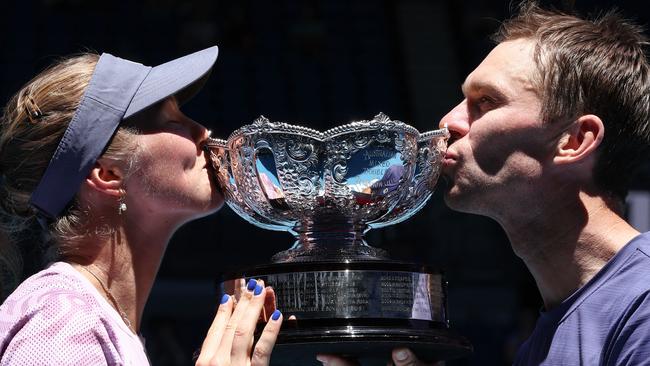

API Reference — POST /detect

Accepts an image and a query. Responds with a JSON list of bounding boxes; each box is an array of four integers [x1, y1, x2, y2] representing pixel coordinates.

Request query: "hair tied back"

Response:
[[24, 97, 43, 123]]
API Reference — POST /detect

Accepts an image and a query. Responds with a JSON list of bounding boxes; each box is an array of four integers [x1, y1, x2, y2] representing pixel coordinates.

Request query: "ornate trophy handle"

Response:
[[205, 138, 287, 232]]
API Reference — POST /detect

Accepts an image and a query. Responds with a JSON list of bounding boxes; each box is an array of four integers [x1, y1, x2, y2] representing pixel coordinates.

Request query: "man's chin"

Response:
[[441, 186, 472, 213]]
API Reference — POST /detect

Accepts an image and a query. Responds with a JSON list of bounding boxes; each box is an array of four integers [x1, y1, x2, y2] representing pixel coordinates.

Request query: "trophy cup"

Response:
[[206, 113, 471, 365]]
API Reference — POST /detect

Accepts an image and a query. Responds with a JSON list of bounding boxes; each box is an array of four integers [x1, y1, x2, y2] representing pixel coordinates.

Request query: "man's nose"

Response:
[[439, 99, 470, 140]]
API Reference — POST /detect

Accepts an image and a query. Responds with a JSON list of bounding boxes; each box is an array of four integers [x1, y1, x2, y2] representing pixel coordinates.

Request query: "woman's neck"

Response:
[[71, 220, 174, 333]]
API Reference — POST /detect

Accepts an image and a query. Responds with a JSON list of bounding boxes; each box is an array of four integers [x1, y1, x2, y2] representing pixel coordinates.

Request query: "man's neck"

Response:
[[502, 191, 639, 310]]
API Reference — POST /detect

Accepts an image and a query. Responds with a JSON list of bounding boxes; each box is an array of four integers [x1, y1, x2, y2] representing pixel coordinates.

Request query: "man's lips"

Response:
[[442, 152, 457, 168]]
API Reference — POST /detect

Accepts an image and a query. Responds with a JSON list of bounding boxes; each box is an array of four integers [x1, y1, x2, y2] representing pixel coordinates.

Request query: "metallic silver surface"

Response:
[[223, 270, 445, 322], [206, 113, 448, 262]]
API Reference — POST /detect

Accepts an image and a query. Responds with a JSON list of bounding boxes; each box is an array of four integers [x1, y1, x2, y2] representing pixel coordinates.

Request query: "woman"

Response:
[[0, 46, 281, 365]]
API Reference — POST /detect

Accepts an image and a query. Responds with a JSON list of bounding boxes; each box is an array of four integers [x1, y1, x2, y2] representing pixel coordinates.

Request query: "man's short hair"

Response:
[[493, 1, 650, 200]]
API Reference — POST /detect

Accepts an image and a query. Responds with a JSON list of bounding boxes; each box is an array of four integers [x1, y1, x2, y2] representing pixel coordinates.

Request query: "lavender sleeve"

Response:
[[0, 289, 123, 365], [0, 262, 149, 365]]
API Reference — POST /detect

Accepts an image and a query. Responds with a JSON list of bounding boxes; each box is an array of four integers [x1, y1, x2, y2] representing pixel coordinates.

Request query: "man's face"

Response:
[[439, 39, 562, 219]]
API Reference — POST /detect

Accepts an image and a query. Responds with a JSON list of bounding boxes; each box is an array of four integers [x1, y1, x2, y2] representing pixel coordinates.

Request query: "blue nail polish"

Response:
[[220, 294, 230, 304], [247, 279, 257, 291], [254, 284, 263, 296], [271, 309, 281, 321]]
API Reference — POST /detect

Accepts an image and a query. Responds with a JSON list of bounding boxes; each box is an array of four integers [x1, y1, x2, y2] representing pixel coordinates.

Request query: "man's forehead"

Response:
[[461, 78, 506, 96], [462, 40, 538, 96]]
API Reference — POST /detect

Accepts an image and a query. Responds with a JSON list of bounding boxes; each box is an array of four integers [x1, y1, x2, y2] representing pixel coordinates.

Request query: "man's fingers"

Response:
[[251, 309, 283, 366], [195, 294, 233, 365], [316, 354, 361, 366], [315, 349, 435, 366], [392, 348, 438, 366]]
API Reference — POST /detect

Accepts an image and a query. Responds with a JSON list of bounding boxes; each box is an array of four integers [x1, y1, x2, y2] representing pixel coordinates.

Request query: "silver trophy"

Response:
[[206, 113, 471, 365]]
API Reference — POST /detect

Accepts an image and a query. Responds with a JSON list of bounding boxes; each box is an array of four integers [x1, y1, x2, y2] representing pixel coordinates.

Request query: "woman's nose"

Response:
[[439, 99, 470, 140], [188, 119, 210, 146]]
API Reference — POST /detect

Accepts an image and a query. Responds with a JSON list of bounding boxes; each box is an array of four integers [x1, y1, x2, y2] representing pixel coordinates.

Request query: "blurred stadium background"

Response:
[[2, 1, 649, 364]]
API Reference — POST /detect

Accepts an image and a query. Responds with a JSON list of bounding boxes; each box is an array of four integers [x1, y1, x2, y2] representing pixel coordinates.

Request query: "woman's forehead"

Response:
[[122, 96, 179, 127]]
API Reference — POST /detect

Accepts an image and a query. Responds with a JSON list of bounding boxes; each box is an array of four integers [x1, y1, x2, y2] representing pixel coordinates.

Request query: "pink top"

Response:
[[0, 262, 149, 365]]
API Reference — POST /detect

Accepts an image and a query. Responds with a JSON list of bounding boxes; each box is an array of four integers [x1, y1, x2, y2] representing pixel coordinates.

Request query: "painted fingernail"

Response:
[[254, 284, 263, 296], [395, 349, 409, 361], [220, 294, 230, 304], [247, 278, 257, 291], [271, 309, 281, 321]]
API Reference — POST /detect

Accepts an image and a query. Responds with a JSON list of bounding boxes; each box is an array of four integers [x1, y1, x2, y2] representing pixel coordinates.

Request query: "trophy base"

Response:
[[270, 319, 471, 365], [270, 244, 389, 262], [220, 260, 472, 365]]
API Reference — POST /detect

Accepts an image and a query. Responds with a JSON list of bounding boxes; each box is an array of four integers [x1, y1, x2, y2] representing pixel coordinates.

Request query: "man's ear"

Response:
[[554, 114, 604, 165], [85, 158, 125, 198]]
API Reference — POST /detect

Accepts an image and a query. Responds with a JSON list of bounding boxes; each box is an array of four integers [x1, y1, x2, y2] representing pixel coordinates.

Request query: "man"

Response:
[[318, 1, 650, 365], [441, 2, 650, 364]]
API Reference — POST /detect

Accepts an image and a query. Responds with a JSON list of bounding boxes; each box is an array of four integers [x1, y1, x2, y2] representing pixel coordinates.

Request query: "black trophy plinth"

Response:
[[220, 260, 472, 366]]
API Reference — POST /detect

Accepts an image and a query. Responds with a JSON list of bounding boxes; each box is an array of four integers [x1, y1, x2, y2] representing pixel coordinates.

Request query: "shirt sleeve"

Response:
[[1, 290, 124, 366], [607, 292, 650, 365]]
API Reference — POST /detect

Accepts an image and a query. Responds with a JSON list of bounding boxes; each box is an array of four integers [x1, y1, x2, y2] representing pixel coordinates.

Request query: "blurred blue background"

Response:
[[1, 1, 649, 364]]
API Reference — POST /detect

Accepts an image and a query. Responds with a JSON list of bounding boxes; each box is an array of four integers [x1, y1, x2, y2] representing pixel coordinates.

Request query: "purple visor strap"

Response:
[[29, 53, 151, 220]]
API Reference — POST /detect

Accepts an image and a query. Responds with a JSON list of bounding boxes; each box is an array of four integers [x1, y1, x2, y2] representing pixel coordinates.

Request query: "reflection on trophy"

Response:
[[206, 113, 472, 365]]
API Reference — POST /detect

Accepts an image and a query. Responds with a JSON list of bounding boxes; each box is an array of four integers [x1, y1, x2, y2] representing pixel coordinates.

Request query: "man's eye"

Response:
[[477, 96, 494, 106], [468, 96, 497, 120]]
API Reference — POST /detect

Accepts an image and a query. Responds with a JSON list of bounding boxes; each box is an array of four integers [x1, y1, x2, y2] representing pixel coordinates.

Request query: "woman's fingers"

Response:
[[196, 278, 284, 366], [230, 279, 268, 365], [262, 287, 277, 321], [195, 294, 234, 366], [251, 308, 283, 366], [213, 278, 257, 364]]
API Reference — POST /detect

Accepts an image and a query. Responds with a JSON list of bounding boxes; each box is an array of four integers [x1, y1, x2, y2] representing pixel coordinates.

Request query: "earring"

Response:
[[118, 189, 127, 215]]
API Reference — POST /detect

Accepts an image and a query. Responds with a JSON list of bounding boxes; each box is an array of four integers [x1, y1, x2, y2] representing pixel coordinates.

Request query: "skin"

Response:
[[70, 97, 281, 365], [439, 38, 638, 309], [325, 37, 640, 366], [196, 280, 283, 366]]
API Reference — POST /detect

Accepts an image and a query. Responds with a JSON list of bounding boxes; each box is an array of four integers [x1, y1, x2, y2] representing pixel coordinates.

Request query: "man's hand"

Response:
[[316, 348, 442, 366]]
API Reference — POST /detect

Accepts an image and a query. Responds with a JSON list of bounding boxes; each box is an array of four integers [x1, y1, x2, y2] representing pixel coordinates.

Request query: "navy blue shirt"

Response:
[[515, 232, 650, 365]]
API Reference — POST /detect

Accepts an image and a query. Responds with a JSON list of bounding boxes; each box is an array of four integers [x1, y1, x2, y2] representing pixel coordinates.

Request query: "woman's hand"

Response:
[[196, 279, 283, 366], [316, 348, 442, 366]]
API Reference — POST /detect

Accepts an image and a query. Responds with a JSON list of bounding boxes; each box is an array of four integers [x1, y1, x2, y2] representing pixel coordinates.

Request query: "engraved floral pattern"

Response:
[[206, 113, 448, 261]]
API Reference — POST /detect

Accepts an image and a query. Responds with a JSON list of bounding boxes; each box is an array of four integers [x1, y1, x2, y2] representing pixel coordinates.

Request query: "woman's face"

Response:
[[124, 97, 224, 223]]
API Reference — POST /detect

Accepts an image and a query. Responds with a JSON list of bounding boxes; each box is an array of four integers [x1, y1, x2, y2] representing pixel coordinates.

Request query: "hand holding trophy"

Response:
[[205, 113, 471, 365]]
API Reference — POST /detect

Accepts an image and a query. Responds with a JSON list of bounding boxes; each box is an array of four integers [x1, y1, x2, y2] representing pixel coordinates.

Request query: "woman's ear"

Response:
[[85, 158, 125, 198], [554, 114, 605, 165]]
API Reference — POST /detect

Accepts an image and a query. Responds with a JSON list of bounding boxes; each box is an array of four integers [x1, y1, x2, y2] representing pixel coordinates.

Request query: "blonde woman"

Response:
[[0, 47, 281, 365]]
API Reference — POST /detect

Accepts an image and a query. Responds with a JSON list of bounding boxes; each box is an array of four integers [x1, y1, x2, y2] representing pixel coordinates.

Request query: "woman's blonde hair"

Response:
[[0, 54, 140, 300]]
